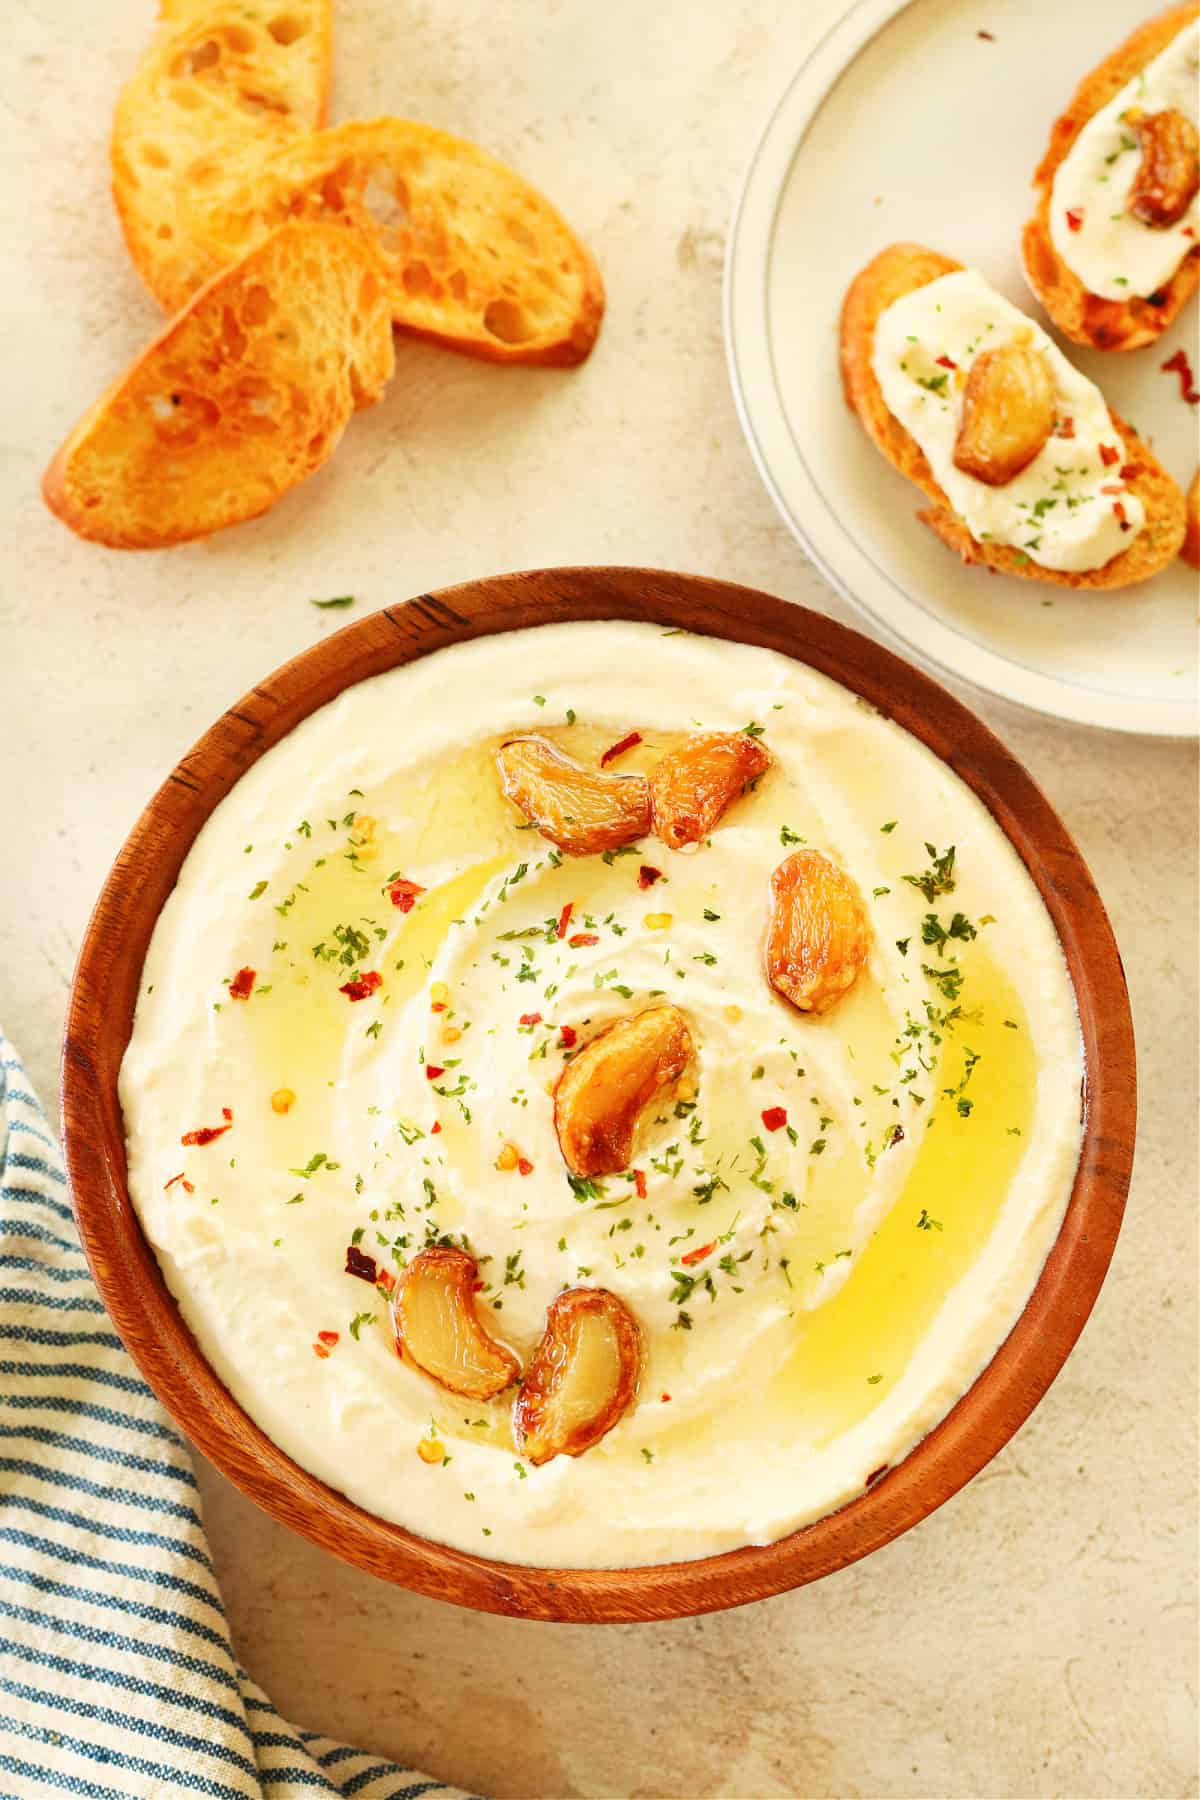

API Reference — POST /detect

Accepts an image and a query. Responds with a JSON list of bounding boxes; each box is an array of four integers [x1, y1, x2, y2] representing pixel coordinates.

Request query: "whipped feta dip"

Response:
[[120, 622, 1083, 1567], [1050, 16, 1200, 300], [873, 268, 1144, 572]]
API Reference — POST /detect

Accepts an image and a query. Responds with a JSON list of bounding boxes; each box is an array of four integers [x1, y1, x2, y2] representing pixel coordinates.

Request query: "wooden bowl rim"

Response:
[[61, 566, 1136, 1623]]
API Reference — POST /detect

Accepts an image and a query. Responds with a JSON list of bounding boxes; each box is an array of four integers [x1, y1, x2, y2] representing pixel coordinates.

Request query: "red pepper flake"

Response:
[[517, 1157, 534, 1177], [339, 970, 383, 1002], [634, 1169, 648, 1200], [1057, 416, 1075, 439], [599, 730, 643, 767], [519, 1012, 543, 1027], [431, 1120, 442, 1134], [935, 354, 957, 370], [761, 1106, 788, 1132], [228, 966, 256, 1001], [660, 1392, 672, 1402], [1119, 463, 1140, 480], [568, 932, 599, 948], [1162, 348, 1199, 404], [1113, 499, 1131, 531], [425, 1064, 445, 1082], [317, 1329, 340, 1347], [556, 902, 574, 940], [388, 878, 425, 912], [313, 1343, 331, 1359], [558, 1025, 578, 1049], [680, 1240, 716, 1267], [345, 1245, 378, 1282], [1100, 483, 1124, 495], [163, 1173, 195, 1194], [1065, 207, 1084, 233], [1098, 443, 1120, 467], [180, 1121, 231, 1147], [375, 1268, 397, 1296], [976, 27, 995, 38], [430, 1001, 447, 1014], [222, 1108, 233, 1122], [637, 865, 663, 889]]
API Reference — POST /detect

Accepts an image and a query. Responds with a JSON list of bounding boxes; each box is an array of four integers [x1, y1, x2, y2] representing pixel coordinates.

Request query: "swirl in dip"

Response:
[[121, 622, 1082, 1567]]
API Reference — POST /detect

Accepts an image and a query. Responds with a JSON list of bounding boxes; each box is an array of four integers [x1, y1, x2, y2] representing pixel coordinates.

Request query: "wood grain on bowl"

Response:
[[60, 568, 1136, 1623]]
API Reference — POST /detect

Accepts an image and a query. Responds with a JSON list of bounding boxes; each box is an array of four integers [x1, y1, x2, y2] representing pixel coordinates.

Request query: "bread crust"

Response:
[[1183, 469, 1200, 567], [184, 119, 605, 368], [111, 2, 333, 313], [839, 242, 1186, 589], [1021, 3, 1200, 351], [42, 222, 393, 550]]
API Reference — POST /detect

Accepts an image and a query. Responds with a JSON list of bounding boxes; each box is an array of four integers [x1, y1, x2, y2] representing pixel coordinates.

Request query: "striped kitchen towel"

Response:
[[0, 1031, 480, 1800]]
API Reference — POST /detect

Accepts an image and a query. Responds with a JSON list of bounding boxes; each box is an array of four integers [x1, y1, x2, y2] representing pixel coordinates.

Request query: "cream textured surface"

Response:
[[2, 1, 1196, 1795]]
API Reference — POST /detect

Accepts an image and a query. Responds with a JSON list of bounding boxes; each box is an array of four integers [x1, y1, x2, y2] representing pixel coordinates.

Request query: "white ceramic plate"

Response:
[[725, 0, 1199, 735]]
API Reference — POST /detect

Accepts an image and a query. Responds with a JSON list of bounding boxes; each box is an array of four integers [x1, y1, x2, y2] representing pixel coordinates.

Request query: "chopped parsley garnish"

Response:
[[920, 910, 976, 955], [289, 1152, 337, 1178], [903, 843, 956, 903], [922, 963, 965, 1003]]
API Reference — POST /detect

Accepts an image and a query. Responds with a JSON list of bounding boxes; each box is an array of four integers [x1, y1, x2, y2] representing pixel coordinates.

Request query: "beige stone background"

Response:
[[2, 0, 1197, 1795]]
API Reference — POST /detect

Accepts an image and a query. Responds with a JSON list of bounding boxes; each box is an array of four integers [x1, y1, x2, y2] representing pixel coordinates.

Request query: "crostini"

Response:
[[1184, 469, 1200, 568], [42, 222, 394, 549], [840, 243, 1185, 589], [1022, 4, 1199, 351]]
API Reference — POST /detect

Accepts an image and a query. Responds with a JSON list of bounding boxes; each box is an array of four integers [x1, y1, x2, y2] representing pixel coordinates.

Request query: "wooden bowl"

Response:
[[61, 568, 1136, 1623]]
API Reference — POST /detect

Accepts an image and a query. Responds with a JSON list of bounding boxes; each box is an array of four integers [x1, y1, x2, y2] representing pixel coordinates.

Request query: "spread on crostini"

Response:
[[1049, 15, 1199, 301], [873, 269, 1145, 573], [120, 622, 1082, 1567]]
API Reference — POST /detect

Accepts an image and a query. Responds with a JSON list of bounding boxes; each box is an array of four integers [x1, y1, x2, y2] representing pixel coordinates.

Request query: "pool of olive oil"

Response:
[[769, 944, 1038, 1445]]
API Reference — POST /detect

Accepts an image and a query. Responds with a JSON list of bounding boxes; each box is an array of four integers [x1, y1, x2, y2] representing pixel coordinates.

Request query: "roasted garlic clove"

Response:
[[951, 345, 1057, 486], [394, 1246, 520, 1400], [648, 730, 772, 850], [512, 1286, 642, 1465], [766, 849, 870, 1015], [1127, 108, 1200, 229], [554, 1004, 693, 1177], [495, 736, 651, 856]]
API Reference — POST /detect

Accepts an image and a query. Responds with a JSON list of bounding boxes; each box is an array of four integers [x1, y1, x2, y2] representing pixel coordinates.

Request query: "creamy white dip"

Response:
[[873, 269, 1145, 572], [1049, 16, 1200, 300], [121, 622, 1082, 1567]]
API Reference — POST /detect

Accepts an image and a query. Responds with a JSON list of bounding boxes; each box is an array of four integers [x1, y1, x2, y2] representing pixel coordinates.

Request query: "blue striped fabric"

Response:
[[0, 1037, 481, 1800]]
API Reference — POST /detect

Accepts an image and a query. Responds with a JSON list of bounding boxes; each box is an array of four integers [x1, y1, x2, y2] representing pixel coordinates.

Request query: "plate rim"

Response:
[[723, 0, 1198, 739]]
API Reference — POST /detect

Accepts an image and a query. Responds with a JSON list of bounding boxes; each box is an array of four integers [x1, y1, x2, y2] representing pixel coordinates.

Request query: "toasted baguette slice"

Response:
[[840, 243, 1185, 590], [1184, 470, 1200, 568], [182, 118, 605, 366], [1022, 4, 1200, 351], [111, 2, 332, 313], [43, 222, 393, 549]]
